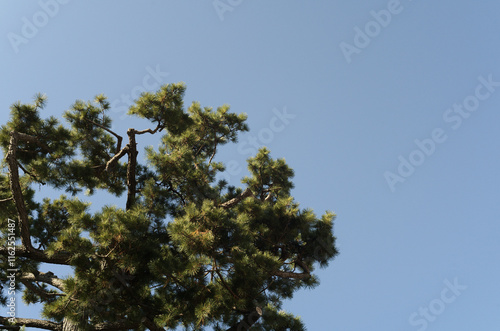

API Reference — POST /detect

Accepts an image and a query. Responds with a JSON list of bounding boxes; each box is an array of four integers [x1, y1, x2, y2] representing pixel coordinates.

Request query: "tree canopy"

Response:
[[0, 83, 338, 330]]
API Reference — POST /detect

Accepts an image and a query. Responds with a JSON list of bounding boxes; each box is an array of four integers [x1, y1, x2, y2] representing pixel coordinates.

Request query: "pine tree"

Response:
[[0, 84, 338, 331]]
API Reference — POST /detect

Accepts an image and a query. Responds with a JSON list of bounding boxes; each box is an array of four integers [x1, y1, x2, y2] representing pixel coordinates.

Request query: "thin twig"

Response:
[[133, 122, 163, 135], [208, 138, 218, 165], [215, 269, 240, 300], [17, 162, 45, 185]]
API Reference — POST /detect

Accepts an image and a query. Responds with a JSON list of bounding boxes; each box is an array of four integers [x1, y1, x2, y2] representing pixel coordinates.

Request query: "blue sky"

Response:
[[1, 1, 500, 330]]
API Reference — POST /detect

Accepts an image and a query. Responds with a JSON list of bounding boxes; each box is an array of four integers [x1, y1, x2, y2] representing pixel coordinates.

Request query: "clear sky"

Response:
[[1, 1, 500, 330]]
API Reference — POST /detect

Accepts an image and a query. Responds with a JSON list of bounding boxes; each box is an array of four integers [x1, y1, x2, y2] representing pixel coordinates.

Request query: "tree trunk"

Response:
[[62, 317, 83, 331]]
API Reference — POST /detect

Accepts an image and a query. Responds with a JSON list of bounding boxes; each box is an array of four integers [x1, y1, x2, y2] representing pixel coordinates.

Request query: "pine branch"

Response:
[[220, 188, 254, 209], [20, 279, 63, 300], [126, 129, 138, 210], [0, 316, 61, 331], [4, 132, 69, 264], [17, 161, 46, 185], [0, 197, 13, 203], [0, 246, 71, 266], [21, 272, 66, 291], [264, 192, 273, 202], [14, 132, 52, 154], [104, 122, 162, 174], [5, 131, 36, 251], [83, 118, 123, 153], [208, 139, 217, 165], [133, 123, 163, 135], [293, 259, 311, 274], [215, 269, 240, 300], [105, 145, 129, 172], [166, 180, 186, 206], [107, 270, 165, 331]]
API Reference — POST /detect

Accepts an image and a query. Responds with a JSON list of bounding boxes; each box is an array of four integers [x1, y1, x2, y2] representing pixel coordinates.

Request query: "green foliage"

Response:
[[128, 82, 191, 135], [0, 84, 338, 330]]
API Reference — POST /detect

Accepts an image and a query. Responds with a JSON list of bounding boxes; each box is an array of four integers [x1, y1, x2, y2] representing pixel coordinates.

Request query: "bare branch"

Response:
[[20, 279, 63, 300], [17, 161, 46, 185], [4, 131, 68, 264], [0, 316, 61, 331], [164, 180, 186, 206], [134, 128, 157, 135], [216, 269, 240, 300], [208, 139, 218, 165], [0, 197, 13, 203], [105, 145, 129, 172], [21, 271, 66, 291], [126, 129, 138, 210], [294, 259, 311, 274], [0, 246, 71, 266], [83, 118, 123, 153], [133, 122, 163, 135], [15, 132, 52, 154], [5, 131, 34, 250], [220, 188, 254, 209]]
